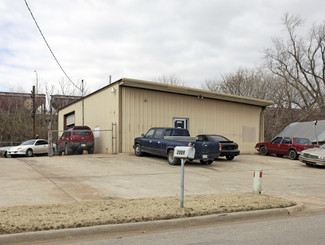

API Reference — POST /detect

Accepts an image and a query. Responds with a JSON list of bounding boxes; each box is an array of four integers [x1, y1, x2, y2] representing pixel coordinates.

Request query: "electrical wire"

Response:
[[23, 0, 81, 91]]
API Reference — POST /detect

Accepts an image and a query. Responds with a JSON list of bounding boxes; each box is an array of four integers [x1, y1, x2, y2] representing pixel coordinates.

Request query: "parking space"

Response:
[[0, 153, 325, 208]]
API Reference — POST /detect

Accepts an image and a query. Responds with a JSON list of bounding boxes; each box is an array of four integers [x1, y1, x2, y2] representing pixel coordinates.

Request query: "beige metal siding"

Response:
[[121, 87, 261, 153], [58, 85, 119, 153]]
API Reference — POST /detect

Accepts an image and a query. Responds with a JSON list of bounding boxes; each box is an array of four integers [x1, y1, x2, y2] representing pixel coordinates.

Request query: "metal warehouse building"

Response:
[[58, 78, 273, 154]]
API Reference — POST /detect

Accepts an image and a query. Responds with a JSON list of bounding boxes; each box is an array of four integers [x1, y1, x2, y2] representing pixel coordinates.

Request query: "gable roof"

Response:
[[119, 78, 273, 107], [277, 120, 325, 143], [58, 78, 274, 111]]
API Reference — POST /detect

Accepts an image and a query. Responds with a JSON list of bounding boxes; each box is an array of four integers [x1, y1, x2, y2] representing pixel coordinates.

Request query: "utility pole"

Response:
[[34, 70, 38, 94], [314, 120, 319, 145], [31, 85, 36, 138], [81, 79, 84, 126]]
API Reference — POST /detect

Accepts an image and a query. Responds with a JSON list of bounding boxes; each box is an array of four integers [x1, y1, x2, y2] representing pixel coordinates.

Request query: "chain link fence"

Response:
[[47, 123, 117, 156]]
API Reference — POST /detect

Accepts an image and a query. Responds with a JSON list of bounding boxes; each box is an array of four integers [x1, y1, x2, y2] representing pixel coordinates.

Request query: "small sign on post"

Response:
[[174, 145, 195, 208]]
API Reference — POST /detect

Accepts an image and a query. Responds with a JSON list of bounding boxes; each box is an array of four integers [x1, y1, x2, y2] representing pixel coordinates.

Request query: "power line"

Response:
[[23, 0, 81, 91]]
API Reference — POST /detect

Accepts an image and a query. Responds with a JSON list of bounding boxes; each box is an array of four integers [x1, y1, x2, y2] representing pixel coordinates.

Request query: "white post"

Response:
[[180, 159, 185, 208], [81, 79, 84, 126], [253, 170, 263, 194], [174, 146, 195, 208]]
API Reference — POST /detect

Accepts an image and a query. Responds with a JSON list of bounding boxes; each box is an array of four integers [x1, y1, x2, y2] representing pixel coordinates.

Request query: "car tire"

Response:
[[259, 146, 268, 156], [289, 149, 298, 160], [200, 159, 213, 165], [88, 148, 94, 154], [226, 155, 234, 160], [134, 144, 142, 156], [26, 149, 33, 157], [168, 150, 180, 165]]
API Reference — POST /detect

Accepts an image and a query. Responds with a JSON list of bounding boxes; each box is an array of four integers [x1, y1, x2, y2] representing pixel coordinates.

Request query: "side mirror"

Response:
[[141, 133, 144, 137]]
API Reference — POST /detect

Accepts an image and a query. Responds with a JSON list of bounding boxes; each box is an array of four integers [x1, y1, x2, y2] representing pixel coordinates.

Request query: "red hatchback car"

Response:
[[255, 136, 317, 160]]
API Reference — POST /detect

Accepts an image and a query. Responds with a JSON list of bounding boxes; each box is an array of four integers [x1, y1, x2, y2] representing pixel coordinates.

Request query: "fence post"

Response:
[[111, 122, 114, 154]]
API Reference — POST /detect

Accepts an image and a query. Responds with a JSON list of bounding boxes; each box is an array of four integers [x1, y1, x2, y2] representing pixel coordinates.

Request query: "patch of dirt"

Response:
[[0, 193, 295, 234]]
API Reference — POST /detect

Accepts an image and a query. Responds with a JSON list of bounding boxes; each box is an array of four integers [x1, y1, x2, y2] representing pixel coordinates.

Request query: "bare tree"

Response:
[[153, 74, 185, 86], [201, 66, 307, 140], [56, 78, 90, 96], [0, 78, 91, 145], [202, 67, 277, 100], [202, 14, 325, 140], [265, 13, 325, 114]]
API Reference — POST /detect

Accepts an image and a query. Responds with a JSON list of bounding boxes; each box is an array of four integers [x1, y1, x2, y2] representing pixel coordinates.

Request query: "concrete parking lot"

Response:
[[0, 153, 325, 208]]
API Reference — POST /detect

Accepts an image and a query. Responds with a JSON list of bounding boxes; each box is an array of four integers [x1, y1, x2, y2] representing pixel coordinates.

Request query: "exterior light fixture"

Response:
[[197, 95, 204, 99]]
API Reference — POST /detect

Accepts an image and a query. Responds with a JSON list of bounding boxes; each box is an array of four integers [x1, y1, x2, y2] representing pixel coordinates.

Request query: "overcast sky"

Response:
[[1, 0, 325, 95]]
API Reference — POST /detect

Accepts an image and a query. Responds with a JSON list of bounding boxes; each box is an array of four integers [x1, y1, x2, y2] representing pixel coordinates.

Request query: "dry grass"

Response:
[[0, 193, 295, 234]]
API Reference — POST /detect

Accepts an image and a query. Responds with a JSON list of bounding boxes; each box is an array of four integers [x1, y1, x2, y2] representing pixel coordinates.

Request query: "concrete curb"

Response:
[[0, 204, 304, 244]]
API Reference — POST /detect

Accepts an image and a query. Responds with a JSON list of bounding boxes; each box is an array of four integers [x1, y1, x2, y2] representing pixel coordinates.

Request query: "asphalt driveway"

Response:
[[0, 153, 324, 208]]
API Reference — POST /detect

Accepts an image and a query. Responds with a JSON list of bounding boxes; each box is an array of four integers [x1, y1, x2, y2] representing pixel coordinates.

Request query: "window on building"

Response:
[[64, 112, 75, 129], [173, 118, 188, 129]]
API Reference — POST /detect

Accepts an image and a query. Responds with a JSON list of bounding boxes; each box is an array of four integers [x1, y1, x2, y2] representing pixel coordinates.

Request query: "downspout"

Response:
[[118, 83, 123, 153], [259, 106, 266, 142]]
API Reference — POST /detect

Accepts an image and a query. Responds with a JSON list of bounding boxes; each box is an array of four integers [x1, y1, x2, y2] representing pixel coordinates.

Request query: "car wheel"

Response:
[[168, 150, 180, 165], [289, 149, 298, 160], [200, 160, 213, 165], [26, 149, 33, 157], [4, 151, 7, 158], [259, 146, 268, 156], [134, 144, 142, 156], [88, 148, 94, 154], [226, 156, 234, 160]]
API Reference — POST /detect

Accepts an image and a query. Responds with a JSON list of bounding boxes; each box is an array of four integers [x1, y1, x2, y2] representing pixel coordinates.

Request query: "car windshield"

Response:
[[20, 140, 36, 146], [320, 144, 325, 149]]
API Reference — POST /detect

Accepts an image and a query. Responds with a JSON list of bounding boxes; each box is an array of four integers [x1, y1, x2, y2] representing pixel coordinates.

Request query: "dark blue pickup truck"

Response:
[[133, 127, 220, 165]]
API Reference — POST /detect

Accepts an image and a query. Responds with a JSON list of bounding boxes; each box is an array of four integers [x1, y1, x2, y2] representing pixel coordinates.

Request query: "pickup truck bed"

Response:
[[133, 127, 220, 165]]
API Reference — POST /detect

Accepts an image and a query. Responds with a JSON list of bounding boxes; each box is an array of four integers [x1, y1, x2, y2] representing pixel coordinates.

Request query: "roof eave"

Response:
[[120, 78, 274, 107]]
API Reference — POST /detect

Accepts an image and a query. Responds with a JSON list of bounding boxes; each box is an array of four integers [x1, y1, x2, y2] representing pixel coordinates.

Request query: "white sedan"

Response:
[[299, 144, 325, 167], [7, 139, 55, 157]]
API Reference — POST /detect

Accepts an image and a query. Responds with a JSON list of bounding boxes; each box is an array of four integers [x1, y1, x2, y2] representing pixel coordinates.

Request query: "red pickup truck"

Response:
[[255, 136, 317, 160]]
